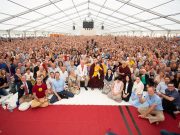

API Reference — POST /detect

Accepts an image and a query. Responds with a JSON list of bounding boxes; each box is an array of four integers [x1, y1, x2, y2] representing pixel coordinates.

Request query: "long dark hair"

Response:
[[105, 69, 113, 81]]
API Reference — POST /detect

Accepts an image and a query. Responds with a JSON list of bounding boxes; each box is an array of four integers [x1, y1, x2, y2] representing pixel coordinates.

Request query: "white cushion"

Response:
[[18, 102, 30, 111], [7, 102, 17, 110]]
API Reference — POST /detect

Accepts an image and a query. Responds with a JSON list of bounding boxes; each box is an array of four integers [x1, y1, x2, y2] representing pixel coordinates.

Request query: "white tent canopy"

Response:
[[0, 0, 180, 37]]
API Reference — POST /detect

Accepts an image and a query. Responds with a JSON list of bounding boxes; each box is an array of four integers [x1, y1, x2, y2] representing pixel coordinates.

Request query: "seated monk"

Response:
[[88, 58, 104, 90]]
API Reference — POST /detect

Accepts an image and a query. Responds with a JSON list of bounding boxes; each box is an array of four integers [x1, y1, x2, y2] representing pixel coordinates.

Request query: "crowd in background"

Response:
[[0, 35, 179, 124]]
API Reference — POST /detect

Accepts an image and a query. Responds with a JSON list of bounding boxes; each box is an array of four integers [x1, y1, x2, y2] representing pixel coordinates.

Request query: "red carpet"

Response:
[[127, 107, 180, 135], [0, 105, 179, 135]]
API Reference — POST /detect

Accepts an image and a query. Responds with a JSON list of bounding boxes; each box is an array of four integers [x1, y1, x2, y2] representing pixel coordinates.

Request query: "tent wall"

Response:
[[105, 30, 180, 37], [0, 30, 51, 38]]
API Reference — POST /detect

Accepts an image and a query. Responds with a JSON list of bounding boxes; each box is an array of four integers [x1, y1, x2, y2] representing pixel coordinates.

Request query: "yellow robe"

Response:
[[93, 65, 102, 77]]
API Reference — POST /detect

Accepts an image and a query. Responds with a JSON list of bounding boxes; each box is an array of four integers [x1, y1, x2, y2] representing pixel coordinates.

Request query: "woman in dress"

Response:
[[108, 76, 124, 102], [102, 69, 114, 94], [122, 75, 133, 102], [68, 70, 80, 95]]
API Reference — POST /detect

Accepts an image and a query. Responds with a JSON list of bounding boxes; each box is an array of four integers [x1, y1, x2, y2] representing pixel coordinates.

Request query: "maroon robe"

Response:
[[88, 63, 104, 89], [118, 66, 131, 81]]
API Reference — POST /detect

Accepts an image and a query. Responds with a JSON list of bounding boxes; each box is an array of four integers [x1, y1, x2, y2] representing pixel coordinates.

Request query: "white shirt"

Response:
[[56, 67, 62, 73], [114, 81, 123, 93], [48, 67, 59, 74], [46, 77, 55, 89], [60, 71, 68, 81], [132, 81, 144, 95], [76, 65, 88, 77], [24, 72, 34, 81]]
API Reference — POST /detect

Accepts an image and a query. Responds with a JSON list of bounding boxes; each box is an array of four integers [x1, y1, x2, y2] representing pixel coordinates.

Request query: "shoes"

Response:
[[16, 101, 20, 106], [84, 87, 88, 91], [165, 110, 176, 119], [76, 90, 80, 95], [174, 111, 180, 115], [171, 113, 176, 119]]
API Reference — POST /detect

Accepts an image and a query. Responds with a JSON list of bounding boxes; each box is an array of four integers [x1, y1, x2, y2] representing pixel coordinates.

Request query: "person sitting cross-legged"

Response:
[[88, 58, 104, 90], [122, 75, 133, 102], [102, 69, 114, 94], [156, 76, 170, 94], [138, 86, 165, 124], [68, 70, 80, 95], [129, 76, 144, 107], [31, 77, 49, 108], [50, 72, 74, 104], [108, 76, 124, 102], [17, 75, 33, 105], [157, 82, 180, 119]]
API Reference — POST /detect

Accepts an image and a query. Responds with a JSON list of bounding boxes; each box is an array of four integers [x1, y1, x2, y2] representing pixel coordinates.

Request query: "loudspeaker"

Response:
[[83, 20, 94, 29], [73, 26, 75, 30], [101, 25, 104, 30]]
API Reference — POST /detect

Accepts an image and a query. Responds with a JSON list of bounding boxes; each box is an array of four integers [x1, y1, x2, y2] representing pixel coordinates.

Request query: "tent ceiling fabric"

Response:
[[0, 0, 180, 34]]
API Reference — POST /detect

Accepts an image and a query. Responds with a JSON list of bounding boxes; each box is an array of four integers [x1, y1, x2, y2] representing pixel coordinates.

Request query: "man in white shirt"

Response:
[[156, 76, 170, 94], [60, 66, 68, 82], [48, 63, 58, 74], [76, 60, 89, 90], [46, 72, 55, 94]]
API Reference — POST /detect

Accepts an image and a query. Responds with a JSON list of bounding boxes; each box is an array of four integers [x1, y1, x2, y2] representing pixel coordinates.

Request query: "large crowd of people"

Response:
[[0, 35, 179, 125]]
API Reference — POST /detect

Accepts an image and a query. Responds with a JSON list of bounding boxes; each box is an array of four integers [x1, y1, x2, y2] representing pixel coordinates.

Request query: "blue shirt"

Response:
[[0, 63, 9, 73], [52, 79, 65, 92], [145, 93, 163, 111], [165, 89, 180, 107]]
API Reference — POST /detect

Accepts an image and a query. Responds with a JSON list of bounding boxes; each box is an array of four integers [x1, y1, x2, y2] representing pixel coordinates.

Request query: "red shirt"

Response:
[[32, 83, 47, 98]]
